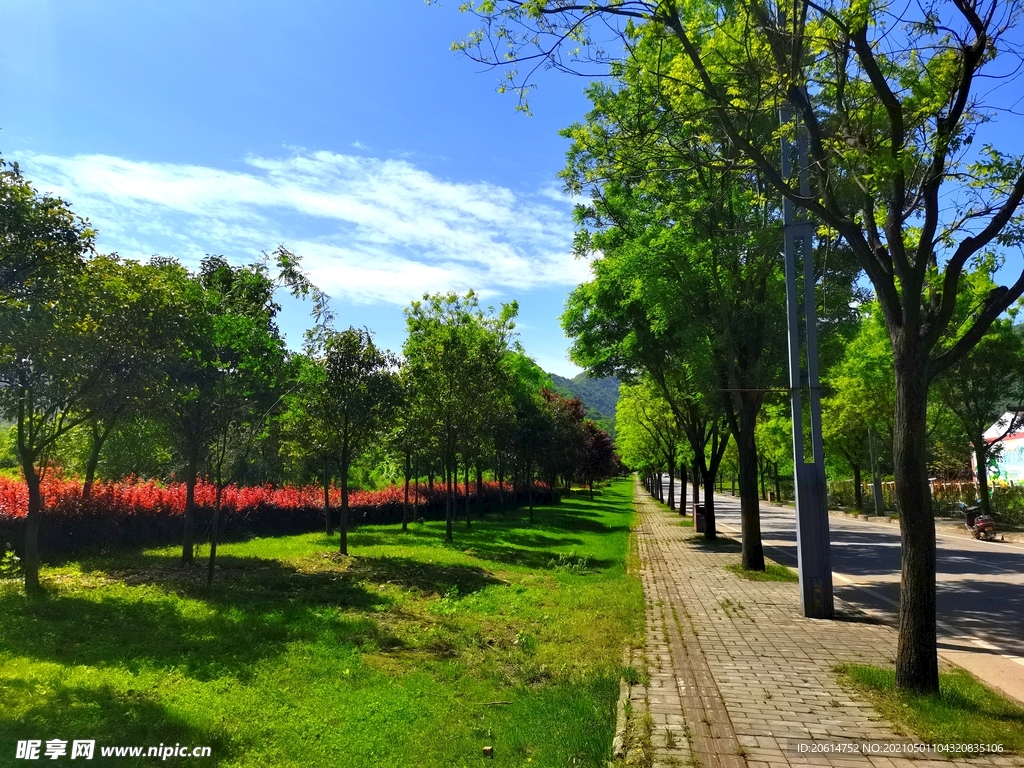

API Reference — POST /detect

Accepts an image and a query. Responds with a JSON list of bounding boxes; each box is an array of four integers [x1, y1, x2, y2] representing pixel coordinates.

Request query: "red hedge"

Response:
[[0, 476, 550, 556]]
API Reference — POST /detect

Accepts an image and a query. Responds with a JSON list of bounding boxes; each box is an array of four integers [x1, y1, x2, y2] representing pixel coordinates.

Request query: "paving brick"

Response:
[[631, 482, 1024, 768]]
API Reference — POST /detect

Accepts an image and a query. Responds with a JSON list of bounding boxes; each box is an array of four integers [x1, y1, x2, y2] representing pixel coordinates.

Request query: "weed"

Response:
[[548, 550, 593, 574], [0, 542, 21, 578], [718, 598, 745, 617]]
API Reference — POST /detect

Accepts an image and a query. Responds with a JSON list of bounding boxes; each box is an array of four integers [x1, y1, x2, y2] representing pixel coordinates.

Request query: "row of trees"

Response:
[[0, 160, 618, 592], [451, 0, 1024, 693], [619, 291, 1024, 518]]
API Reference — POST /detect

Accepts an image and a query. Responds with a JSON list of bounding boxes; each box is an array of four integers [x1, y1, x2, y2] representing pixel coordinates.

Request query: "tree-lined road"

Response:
[[660, 478, 1024, 700]]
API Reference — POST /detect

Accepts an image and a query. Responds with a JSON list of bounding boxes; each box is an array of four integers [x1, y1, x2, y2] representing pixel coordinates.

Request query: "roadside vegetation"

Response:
[[724, 562, 797, 583], [837, 665, 1024, 753], [0, 479, 641, 767]]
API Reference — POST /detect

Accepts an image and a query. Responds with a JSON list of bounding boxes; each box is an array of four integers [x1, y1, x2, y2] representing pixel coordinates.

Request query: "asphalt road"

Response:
[[659, 478, 1024, 660]]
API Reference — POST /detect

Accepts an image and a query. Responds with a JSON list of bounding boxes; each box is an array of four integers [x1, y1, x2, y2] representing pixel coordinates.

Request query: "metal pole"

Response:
[[781, 102, 834, 619]]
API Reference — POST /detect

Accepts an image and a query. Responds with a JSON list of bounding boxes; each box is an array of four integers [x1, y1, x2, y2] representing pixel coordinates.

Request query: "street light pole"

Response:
[[781, 101, 835, 619]]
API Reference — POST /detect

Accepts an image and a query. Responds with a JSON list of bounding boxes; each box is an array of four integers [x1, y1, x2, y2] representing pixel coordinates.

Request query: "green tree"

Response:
[[934, 305, 1024, 514], [403, 292, 516, 542], [455, 0, 1024, 693], [198, 256, 290, 585], [822, 304, 896, 509], [616, 379, 685, 508], [303, 327, 399, 556], [74, 256, 188, 499], [0, 162, 97, 590]]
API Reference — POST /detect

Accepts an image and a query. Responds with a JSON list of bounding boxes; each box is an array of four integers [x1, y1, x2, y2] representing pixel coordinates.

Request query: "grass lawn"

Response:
[[837, 665, 1024, 753], [0, 479, 642, 767]]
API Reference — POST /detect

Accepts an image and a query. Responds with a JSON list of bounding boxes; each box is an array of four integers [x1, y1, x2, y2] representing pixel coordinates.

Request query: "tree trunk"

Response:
[[207, 482, 224, 587], [402, 449, 411, 533], [736, 405, 765, 571], [852, 463, 863, 510], [700, 468, 717, 540], [182, 453, 197, 564], [679, 463, 688, 515], [497, 459, 505, 510], [528, 460, 534, 522], [464, 460, 471, 529], [974, 438, 992, 517], [476, 463, 484, 513], [893, 347, 939, 694], [668, 463, 676, 511], [22, 463, 42, 592], [759, 456, 767, 500], [445, 460, 454, 543], [413, 458, 420, 521], [773, 460, 781, 502], [323, 459, 333, 535], [339, 450, 350, 556], [453, 454, 460, 523], [81, 420, 115, 501], [691, 461, 699, 513]]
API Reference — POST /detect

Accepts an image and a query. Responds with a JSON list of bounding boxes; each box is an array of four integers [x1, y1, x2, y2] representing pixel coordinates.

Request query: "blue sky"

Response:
[[1, 0, 602, 376], [5, 2, 1024, 377]]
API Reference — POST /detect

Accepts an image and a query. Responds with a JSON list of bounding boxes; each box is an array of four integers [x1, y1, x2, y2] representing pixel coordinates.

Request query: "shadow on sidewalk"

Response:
[[683, 535, 742, 553]]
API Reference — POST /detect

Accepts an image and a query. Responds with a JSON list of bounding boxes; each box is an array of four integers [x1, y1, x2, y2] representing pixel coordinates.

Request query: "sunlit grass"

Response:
[[836, 665, 1024, 753], [725, 561, 798, 582], [0, 479, 641, 767]]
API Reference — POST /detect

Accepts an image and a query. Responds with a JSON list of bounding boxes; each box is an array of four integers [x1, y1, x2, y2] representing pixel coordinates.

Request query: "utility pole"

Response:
[[781, 99, 835, 620]]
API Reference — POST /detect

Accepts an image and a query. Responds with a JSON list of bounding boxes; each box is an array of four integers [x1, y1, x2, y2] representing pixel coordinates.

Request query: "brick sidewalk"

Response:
[[629, 480, 1024, 768]]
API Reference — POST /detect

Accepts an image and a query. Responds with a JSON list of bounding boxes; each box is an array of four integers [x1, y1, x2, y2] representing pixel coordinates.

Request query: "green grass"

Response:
[[837, 664, 1024, 753], [725, 561, 798, 582], [0, 479, 642, 767]]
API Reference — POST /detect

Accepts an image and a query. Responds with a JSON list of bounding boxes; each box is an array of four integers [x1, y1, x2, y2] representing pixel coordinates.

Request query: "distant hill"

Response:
[[548, 372, 621, 435]]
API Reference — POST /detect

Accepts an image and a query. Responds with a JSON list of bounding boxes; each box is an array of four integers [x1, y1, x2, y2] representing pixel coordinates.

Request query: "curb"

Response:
[[610, 647, 634, 761], [610, 676, 630, 760], [828, 508, 1024, 543]]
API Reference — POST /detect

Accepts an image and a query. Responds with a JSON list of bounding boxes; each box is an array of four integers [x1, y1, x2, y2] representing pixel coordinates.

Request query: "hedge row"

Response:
[[0, 477, 553, 557]]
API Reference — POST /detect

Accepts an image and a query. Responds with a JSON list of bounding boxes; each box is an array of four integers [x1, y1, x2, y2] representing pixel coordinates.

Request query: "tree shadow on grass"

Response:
[[92, 553, 391, 612], [0, 677, 235, 767], [346, 556, 504, 597], [1, 558, 404, 681]]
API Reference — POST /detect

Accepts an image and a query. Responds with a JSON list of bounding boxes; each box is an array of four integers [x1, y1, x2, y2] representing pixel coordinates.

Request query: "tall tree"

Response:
[[454, 0, 1024, 692], [306, 327, 399, 556], [0, 162, 97, 590], [934, 271, 1024, 515], [403, 292, 516, 542]]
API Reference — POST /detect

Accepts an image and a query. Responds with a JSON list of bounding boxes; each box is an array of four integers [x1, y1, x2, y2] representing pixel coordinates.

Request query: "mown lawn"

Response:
[[0, 479, 642, 767]]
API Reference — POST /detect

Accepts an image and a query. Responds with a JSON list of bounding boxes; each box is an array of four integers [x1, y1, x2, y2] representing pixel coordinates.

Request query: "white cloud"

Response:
[[17, 149, 591, 307]]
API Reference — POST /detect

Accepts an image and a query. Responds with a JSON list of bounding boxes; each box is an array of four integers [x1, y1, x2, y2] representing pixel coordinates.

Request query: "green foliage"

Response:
[[0, 543, 21, 578]]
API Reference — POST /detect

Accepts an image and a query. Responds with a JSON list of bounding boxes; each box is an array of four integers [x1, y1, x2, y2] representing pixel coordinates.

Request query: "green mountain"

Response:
[[548, 372, 621, 435]]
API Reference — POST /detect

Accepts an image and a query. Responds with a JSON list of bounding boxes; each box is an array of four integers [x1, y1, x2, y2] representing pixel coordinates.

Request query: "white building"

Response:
[[974, 411, 1024, 485]]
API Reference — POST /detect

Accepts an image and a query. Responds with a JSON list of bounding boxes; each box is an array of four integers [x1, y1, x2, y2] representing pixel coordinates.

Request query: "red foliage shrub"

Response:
[[0, 476, 550, 556]]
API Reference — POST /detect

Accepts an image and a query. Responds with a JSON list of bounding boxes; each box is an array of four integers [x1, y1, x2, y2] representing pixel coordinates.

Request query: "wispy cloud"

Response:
[[17, 150, 591, 306]]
